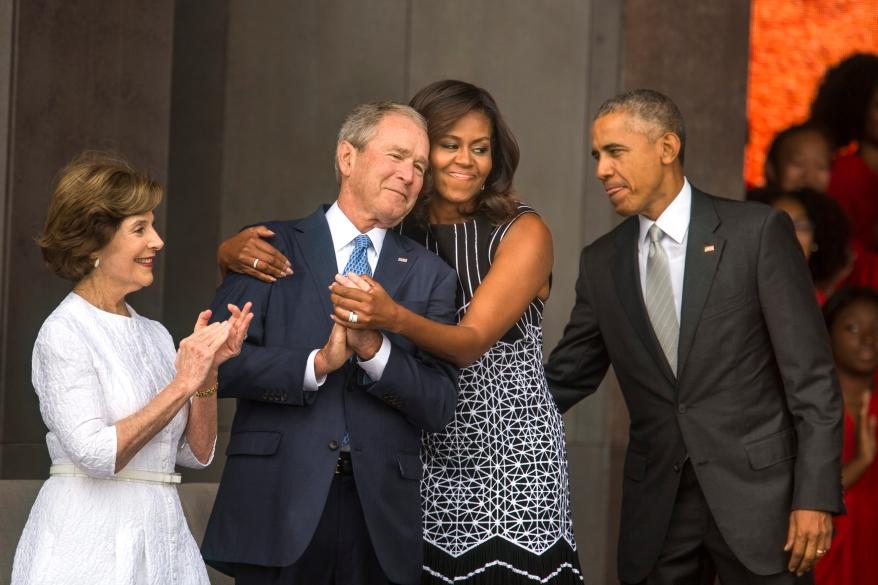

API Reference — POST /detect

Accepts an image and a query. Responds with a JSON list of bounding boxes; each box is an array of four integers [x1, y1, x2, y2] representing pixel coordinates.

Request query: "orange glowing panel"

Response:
[[746, 0, 878, 187]]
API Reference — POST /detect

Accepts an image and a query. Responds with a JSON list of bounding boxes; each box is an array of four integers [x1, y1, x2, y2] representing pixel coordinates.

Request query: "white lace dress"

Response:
[[11, 292, 214, 585]]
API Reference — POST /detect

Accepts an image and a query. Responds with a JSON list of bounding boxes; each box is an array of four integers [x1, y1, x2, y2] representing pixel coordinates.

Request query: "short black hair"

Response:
[[824, 287, 878, 331], [596, 89, 686, 164], [765, 123, 830, 171]]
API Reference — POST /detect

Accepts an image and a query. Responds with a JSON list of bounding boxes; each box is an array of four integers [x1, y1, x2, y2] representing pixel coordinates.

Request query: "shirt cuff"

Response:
[[304, 348, 327, 391], [357, 333, 390, 382]]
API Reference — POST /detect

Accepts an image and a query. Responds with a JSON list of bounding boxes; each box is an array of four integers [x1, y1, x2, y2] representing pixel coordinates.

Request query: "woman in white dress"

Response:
[[11, 152, 253, 585]]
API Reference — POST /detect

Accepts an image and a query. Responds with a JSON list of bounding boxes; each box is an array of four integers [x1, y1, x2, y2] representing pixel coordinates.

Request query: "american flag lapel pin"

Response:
[[398, 257, 408, 263], [703, 244, 715, 253]]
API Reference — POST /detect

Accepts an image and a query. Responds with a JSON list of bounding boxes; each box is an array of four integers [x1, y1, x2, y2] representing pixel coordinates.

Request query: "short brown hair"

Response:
[[38, 151, 163, 281], [409, 80, 520, 225]]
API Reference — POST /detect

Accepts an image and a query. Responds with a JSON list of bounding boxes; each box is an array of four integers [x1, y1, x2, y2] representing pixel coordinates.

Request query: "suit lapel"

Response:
[[294, 206, 338, 317], [677, 189, 724, 377], [373, 230, 414, 299], [611, 217, 677, 385]]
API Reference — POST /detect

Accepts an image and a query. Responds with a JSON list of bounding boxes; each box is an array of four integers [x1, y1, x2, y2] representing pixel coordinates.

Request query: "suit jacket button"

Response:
[[328, 440, 339, 451], [673, 463, 681, 472], [677, 404, 687, 414]]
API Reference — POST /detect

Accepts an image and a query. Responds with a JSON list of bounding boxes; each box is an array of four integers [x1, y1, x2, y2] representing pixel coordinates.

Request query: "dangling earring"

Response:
[[480, 184, 486, 191], [94, 257, 100, 269]]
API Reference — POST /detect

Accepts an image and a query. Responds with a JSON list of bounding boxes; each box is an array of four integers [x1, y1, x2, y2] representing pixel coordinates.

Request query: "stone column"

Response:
[[0, 0, 175, 478]]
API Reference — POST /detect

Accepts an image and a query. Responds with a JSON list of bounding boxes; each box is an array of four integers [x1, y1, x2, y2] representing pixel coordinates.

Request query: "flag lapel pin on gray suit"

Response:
[[703, 244, 715, 253], [398, 257, 408, 263]]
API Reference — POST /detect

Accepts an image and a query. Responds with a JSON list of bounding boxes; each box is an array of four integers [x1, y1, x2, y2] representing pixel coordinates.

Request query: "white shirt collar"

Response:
[[638, 178, 692, 245], [325, 201, 387, 257]]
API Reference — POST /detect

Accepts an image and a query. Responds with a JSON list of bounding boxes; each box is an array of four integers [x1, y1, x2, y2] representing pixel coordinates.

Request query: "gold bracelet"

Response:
[[195, 382, 218, 398]]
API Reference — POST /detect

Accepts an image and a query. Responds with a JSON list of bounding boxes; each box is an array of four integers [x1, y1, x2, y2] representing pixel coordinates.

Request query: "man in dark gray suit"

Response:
[[546, 90, 843, 584]]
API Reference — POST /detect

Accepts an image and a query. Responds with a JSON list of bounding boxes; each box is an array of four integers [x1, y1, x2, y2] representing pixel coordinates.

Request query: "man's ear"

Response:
[[337, 141, 356, 178], [659, 132, 682, 165]]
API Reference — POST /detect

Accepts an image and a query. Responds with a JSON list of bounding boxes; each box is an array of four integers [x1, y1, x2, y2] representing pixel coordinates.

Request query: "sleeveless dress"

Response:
[[400, 206, 583, 584]]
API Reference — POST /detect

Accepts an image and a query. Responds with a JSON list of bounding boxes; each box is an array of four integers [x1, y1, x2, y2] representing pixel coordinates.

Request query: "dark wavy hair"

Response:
[[798, 188, 852, 286], [408, 80, 520, 225], [777, 188, 851, 286], [810, 53, 878, 149], [750, 187, 851, 286]]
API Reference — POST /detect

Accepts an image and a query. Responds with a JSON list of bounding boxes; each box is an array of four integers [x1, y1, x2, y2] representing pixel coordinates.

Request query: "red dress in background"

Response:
[[814, 394, 878, 585], [828, 152, 878, 253], [828, 153, 878, 291], [846, 242, 878, 290]]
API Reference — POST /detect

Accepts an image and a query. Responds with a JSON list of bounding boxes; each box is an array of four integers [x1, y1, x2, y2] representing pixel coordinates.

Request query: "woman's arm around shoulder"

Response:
[[451, 212, 553, 361], [332, 212, 553, 368]]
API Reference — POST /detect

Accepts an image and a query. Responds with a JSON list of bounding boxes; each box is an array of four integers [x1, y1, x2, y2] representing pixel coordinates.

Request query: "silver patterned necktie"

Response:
[[645, 224, 679, 375]]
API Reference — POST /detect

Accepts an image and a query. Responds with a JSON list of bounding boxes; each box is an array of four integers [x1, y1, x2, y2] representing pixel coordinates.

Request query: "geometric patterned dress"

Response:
[[400, 206, 583, 584]]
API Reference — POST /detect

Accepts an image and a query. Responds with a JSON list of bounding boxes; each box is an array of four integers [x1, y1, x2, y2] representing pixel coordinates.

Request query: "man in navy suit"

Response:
[[201, 102, 459, 585]]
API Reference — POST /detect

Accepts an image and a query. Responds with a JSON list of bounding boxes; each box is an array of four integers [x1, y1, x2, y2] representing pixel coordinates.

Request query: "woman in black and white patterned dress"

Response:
[[330, 81, 582, 584], [218, 80, 582, 584]]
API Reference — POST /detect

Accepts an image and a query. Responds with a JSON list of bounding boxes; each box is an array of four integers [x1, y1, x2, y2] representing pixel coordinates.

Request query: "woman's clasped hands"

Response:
[[175, 302, 253, 395]]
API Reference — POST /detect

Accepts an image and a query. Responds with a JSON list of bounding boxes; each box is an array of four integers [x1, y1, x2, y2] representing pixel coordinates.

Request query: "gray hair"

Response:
[[334, 101, 427, 181], [595, 89, 686, 164]]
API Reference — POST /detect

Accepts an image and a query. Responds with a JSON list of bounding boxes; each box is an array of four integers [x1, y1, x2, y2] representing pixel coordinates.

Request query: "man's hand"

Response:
[[346, 328, 382, 361], [314, 323, 353, 378], [784, 509, 833, 575]]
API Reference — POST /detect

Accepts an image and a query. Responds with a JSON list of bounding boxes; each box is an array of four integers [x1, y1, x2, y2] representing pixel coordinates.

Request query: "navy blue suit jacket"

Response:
[[201, 206, 459, 584]]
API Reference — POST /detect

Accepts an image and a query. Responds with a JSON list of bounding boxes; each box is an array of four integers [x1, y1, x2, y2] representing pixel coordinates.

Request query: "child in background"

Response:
[[816, 288, 878, 585]]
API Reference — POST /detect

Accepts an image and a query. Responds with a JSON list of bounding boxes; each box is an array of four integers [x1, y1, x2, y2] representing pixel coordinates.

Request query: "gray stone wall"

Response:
[[0, 0, 175, 479]]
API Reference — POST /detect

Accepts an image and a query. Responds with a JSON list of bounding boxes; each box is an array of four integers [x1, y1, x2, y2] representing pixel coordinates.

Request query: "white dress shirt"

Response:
[[637, 178, 692, 323], [303, 202, 391, 390]]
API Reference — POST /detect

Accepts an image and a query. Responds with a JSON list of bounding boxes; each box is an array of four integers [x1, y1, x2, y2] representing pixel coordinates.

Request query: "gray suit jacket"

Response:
[[546, 187, 844, 582]]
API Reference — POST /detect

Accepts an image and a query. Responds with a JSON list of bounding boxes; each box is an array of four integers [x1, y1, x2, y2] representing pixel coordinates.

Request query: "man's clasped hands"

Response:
[[313, 272, 397, 379]]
